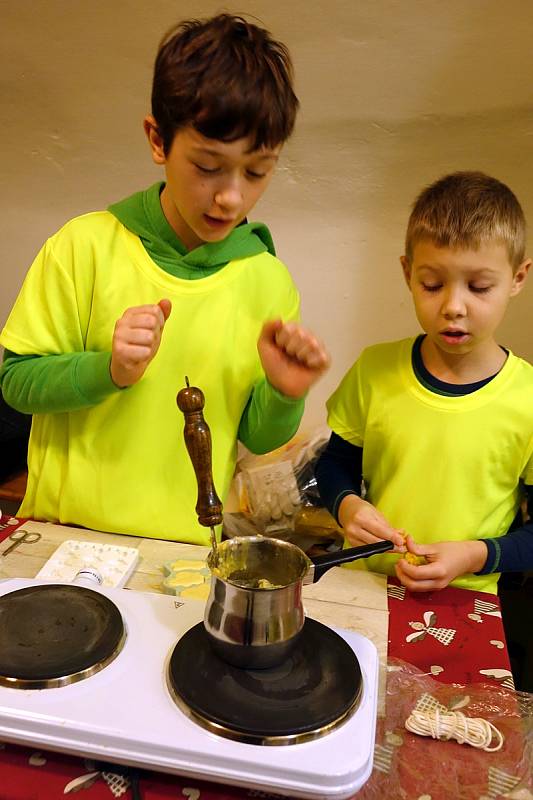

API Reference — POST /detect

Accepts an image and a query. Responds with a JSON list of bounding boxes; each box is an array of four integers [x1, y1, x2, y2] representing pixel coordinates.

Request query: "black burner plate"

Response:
[[0, 584, 124, 681], [169, 618, 362, 737]]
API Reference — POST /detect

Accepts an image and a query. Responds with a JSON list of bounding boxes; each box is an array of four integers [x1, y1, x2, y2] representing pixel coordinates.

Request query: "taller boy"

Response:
[[0, 15, 329, 543]]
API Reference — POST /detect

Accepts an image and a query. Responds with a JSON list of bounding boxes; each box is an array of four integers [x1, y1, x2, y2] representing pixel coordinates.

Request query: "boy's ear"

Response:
[[143, 115, 166, 165], [400, 256, 412, 289], [510, 258, 531, 296]]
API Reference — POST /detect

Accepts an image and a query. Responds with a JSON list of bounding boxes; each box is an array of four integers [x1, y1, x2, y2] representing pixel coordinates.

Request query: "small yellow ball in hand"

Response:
[[404, 552, 428, 566]]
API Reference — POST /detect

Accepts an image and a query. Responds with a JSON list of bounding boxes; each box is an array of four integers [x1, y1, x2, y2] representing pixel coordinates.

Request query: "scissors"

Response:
[[1, 529, 42, 556]]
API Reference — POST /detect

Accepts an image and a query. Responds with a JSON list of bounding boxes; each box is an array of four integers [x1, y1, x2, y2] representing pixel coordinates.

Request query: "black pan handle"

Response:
[[310, 539, 394, 583]]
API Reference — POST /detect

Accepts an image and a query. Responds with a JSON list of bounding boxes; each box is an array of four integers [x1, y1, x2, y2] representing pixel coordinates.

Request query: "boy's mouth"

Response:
[[439, 329, 469, 345], [203, 214, 235, 230]]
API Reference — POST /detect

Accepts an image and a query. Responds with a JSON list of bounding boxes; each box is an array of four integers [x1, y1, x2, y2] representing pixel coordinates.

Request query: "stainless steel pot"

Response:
[[204, 535, 393, 668]]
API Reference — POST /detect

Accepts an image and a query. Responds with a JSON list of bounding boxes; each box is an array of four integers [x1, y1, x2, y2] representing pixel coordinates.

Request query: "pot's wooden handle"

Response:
[[177, 380, 223, 527]]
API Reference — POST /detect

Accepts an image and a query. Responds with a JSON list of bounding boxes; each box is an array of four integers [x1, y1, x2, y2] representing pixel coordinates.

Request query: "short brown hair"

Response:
[[405, 171, 527, 269], [151, 14, 299, 154]]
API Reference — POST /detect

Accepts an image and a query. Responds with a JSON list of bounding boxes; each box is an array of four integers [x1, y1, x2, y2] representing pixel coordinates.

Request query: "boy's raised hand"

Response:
[[395, 535, 489, 592], [257, 320, 330, 398], [110, 299, 172, 388], [338, 494, 406, 551]]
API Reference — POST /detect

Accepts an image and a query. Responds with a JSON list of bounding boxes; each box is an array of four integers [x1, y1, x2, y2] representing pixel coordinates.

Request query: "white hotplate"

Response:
[[0, 578, 378, 800]]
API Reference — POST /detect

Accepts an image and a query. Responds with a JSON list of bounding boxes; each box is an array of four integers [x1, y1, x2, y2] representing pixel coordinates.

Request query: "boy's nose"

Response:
[[441, 288, 466, 318], [214, 181, 242, 213]]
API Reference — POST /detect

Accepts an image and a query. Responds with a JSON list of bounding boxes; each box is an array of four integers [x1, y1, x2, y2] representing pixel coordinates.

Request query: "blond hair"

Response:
[[405, 171, 526, 270]]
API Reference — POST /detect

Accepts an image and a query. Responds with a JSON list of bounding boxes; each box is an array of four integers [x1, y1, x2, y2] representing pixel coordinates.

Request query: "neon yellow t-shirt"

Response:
[[327, 338, 533, 593], [0, 212, 300, 544]]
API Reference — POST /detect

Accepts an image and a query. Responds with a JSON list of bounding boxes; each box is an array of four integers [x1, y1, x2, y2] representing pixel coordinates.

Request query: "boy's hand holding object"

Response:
[[396, 535, 489, 592], [337, 494, 406, 551]]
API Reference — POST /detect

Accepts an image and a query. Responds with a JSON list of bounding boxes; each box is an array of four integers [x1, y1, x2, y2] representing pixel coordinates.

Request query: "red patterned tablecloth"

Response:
[[0, 516, 530, 800], [387, 577, 514, 688], [357, 579, 531, 800], [0, 515, 26, 542]]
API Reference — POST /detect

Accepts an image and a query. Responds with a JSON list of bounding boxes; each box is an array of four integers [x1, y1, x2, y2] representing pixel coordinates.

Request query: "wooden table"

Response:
[[0, 518, 388, 615]]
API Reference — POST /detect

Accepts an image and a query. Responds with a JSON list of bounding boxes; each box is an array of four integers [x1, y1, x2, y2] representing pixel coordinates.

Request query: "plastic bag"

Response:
[[358, 658, 533, 800], [223, 428, 342, 548]]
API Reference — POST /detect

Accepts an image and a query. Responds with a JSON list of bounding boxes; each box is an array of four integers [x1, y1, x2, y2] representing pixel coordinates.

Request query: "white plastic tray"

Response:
[[36, 539, 139, 588]]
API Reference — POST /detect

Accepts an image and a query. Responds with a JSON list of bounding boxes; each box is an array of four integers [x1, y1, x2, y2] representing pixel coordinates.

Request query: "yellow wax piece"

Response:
[[168, 559, 207, 572], [404, 552, 427, 566], [180, 583, 211, 601], [164, 571, 206, 588]]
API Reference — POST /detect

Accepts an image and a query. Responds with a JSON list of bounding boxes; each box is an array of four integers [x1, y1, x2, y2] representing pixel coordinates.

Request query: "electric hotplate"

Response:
[[0, 578, 379, 800], [0, 584, 125, 688], [169, 618, 362, 744]]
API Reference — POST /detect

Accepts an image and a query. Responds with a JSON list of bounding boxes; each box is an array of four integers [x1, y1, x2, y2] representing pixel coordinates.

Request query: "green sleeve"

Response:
[[0, 350, 122, 413], [238, 377, 305, 455]]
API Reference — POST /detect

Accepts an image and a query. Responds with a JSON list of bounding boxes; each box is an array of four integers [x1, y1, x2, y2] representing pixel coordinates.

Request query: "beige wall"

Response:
[[2, 1, 532, 429]]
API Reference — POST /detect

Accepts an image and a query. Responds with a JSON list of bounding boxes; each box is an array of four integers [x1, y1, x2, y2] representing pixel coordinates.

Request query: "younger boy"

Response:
[[315, 171, 532, 594], [0, 14, 329, 545]]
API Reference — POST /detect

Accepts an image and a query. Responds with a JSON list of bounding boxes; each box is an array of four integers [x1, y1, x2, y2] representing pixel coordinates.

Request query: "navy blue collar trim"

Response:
[[411, 335, 505, 396]]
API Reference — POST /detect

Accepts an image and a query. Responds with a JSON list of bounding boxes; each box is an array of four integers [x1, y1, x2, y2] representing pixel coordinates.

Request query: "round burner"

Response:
[[168, 618, 362, 745], [0, 584, 126, 689]]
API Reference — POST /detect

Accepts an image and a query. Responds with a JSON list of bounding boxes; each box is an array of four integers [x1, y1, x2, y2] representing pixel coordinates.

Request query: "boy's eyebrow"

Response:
[[416, 263, 501, 277], [191, 145, 279, 161], [191, 146, 228, 156], [243, 149, 280, 160], [414, 264, 443, 274], [247, 153, 279, 161], [467, 268, 501, 277]]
